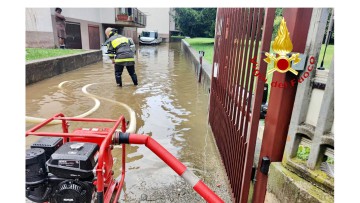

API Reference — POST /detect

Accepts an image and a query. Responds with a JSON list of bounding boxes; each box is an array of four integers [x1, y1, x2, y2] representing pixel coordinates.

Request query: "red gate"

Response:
[[208, 8, 275, 202]]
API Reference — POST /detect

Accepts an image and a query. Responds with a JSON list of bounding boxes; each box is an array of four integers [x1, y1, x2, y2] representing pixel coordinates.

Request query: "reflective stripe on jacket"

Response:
[[107, 34, 135, 65]]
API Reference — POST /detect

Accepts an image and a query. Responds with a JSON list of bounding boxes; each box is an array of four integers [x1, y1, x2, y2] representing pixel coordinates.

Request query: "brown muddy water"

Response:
[[26, 43, 232, 202]]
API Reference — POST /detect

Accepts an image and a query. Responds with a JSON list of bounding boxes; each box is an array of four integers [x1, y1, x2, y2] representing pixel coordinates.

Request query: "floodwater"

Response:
[[26, 43, 232, 202]]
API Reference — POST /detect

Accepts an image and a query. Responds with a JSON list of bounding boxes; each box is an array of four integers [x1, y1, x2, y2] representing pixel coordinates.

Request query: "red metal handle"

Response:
[[26, 113, 65, 136], [26, 114, 223, 202]]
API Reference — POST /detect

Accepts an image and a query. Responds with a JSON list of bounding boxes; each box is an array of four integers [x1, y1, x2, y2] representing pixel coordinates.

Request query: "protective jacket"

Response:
[[106, 32, 135, 66]]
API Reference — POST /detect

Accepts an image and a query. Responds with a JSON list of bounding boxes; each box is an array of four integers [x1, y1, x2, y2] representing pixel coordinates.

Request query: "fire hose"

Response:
[[110, 132, 224, 203], [25, 81, 136, 133], [25, 78, 220, 201], [26, 114, 224, 202]]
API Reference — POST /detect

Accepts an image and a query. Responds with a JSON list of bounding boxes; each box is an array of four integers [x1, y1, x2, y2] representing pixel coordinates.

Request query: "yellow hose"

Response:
[[26, 81, 100, 125], [83, 83, 136, 133]]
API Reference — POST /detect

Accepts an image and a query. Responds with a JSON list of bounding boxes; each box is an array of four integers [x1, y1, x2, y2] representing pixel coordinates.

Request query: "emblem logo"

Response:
[[264, 18, 301, 75]]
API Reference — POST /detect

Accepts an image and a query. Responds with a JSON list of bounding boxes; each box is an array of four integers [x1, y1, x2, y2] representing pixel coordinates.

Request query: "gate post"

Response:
[[252, 8, 313, 203]]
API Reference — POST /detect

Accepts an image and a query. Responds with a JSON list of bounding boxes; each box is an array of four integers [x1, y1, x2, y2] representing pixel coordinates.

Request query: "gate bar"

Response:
[[234, 9, 255, 200], [239, 8, 264, 203], [239, 8, 275, 203]]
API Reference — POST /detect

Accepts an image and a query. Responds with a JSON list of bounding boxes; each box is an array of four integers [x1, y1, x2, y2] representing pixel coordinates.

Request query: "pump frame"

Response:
[[26, 113, 224, 203]]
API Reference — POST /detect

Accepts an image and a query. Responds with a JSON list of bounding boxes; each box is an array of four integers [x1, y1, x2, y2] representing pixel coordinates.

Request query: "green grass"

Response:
[[297, 145, 311, 161], [185, 37, 334, 69], [185, 38, 215, 64], [185, 37, 215, 45], [186, 37, 334, 101], [296, 145, 334, 164], [171, 35, 185, 39], [317, 44, 334, 69], [26, 48, 84, 61]]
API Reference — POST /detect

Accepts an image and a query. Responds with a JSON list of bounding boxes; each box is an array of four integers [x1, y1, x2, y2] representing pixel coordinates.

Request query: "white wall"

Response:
[[51, 8, 102, 23], [137, 8, 170, 36], [169, 8, 176, 31], [26, 8, 55, 48], [100, 8, 116, 24], [48, 8, 115, 24], [26, 8, 53, 32]]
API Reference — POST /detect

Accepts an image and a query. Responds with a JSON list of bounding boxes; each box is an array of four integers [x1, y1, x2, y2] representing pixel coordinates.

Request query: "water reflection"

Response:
[[139, 45, 159, 58], [26, 43, 231, 202]]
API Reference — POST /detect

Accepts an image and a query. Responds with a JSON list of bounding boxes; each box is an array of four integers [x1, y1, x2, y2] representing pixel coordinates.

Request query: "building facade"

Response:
[[137, 8, 173, 42], [26, 8, 146, 49], [26, 8, 55, 48]]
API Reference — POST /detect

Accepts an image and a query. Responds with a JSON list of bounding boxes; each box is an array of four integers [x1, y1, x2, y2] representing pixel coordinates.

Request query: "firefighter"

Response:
[[105, 27, 138, 87]]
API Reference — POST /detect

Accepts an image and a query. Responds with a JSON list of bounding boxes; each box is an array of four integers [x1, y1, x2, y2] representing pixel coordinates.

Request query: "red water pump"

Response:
[[26, 113, 224, 203]]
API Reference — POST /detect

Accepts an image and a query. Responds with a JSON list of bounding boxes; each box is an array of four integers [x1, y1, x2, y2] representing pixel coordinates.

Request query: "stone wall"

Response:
[[26, 50, 102, 85], [265, 163, 334, 203], [181, 39, 212, 93]]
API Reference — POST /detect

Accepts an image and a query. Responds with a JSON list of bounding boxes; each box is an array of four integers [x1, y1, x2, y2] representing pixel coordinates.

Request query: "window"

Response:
[[141, 31, 155, 38]]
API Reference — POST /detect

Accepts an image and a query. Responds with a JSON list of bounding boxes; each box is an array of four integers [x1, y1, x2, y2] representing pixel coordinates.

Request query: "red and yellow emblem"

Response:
[[265, 18, 301, 75]]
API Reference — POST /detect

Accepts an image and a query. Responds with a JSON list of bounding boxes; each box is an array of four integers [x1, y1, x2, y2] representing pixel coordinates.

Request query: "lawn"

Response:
[[26, 48, 84, 61], [317, 44, 334, 68], [184, 38, 215, 64], [186, 37, 334, 69], [186, 37, 334, 101], [171, 35, 186, 39]]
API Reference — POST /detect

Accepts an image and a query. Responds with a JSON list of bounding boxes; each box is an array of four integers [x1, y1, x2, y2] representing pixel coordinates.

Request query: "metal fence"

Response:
[[115, 8, 146, 26], [209, 8, 271, 202], [209, 8, 334, 202]]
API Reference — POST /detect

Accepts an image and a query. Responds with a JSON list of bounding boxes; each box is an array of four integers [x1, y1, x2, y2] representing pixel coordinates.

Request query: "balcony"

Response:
[[115, 8, 146, 28]]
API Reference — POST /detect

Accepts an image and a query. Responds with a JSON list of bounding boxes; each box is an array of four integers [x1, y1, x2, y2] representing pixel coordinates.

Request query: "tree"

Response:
[[174, 8, 217, 38], [272, 8, 334, 44], [272, 8, 283, 40], [200, 8, 217, 38]]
